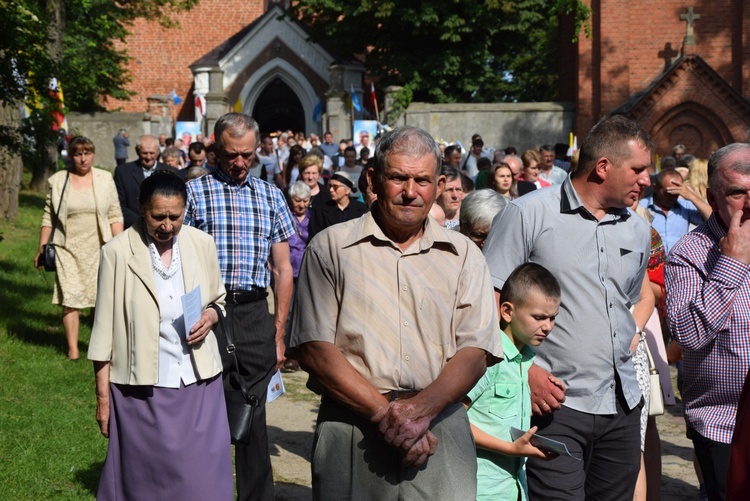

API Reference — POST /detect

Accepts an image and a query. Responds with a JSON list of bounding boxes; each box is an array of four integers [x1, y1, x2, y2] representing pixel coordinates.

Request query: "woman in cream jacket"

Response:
[[35, 136, 123, 360], [88, 171, 231, 500]]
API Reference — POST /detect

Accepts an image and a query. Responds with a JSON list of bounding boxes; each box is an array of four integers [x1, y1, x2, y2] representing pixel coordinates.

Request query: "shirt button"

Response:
[[405, 355, 411, 361], [609, 303, 613, 308], [600, 248, 604, 252], [402, 286, 408, 291], [169, 295, 173, 300], [403, 321, 408, 326]]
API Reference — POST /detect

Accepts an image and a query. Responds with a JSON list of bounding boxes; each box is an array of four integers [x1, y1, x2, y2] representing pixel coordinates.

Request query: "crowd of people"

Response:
[[33, 113, 750, 501]]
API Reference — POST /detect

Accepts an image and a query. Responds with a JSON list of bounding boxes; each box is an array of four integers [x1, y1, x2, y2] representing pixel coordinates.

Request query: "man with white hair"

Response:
[[114, 134, 180, 228]]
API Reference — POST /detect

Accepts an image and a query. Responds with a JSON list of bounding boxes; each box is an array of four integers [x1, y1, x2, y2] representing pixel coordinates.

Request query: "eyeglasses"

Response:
[[462, 224, 488, 243], [468, 231, 488, 242]]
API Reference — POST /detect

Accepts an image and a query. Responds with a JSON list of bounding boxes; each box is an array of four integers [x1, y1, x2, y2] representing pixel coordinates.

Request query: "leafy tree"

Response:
[[287, 0, 590, 118], [0, 0, 197, 201]]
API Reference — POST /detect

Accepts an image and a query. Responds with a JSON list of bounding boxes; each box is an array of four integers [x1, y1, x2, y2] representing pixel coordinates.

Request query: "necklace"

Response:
[[149, 238, 181, 280]]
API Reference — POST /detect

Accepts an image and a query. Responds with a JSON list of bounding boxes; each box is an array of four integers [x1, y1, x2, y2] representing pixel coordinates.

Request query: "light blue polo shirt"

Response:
[[639, 196, 703, 253]]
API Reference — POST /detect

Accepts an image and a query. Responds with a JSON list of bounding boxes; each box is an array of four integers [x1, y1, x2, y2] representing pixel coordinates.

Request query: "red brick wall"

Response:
[[574, 0, 746, 140], [104, 0, 265, 114]]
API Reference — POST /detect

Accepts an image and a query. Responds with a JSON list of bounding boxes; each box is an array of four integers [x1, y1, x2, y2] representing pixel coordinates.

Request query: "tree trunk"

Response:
[[0, 103, 23, 221], [30, 0, 66, 193]]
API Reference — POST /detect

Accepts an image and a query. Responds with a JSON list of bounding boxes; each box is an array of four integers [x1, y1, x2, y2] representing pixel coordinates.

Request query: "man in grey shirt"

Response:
[[483, 115, 653, 500]]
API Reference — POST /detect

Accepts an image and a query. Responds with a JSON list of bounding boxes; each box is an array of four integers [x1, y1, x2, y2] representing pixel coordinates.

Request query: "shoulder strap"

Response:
[[49, 171, 70, 242]]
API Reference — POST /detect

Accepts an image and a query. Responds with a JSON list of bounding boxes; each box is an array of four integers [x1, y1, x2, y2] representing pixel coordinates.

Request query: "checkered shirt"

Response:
[[185, 169, 295, 290], [666, 213, 750, 444]]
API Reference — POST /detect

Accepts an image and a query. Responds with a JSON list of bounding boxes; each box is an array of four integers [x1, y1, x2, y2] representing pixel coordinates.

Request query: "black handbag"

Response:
[[41, 171, 70, 272], [207, 303, 259, 445]]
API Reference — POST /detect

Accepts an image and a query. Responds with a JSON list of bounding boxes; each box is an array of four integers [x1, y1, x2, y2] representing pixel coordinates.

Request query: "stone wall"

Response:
[[67, 112, 149, 172], [398, 102, 576, 153]]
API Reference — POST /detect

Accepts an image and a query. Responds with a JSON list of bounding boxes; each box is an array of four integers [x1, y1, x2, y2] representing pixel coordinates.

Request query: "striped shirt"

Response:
[[184, 169, 295, 290], [666, 213, 750, 443]]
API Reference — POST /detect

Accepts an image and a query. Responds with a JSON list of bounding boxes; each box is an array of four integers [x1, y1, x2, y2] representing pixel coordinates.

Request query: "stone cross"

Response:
[[680, 7, 700, 46]]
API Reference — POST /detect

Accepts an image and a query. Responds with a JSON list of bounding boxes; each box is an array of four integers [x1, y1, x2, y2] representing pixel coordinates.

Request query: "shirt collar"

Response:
[[342, 206, 458, 255], [706, 212, 727, 240], [560, 175, 631, 221], [213, 165, 255, 188], [500, 333, 535, 363]]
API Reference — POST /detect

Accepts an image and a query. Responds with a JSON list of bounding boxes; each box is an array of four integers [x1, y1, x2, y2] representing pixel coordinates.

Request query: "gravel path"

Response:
[[267, 368, 701, 500]]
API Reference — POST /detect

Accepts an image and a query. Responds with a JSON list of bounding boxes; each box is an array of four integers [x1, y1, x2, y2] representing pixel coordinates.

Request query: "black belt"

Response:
[[384, 390, 421, 401], [225, 288, 268, 304]]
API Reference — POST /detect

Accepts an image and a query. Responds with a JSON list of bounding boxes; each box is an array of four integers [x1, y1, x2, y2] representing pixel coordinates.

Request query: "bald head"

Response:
[[503, 155, 522, 178]]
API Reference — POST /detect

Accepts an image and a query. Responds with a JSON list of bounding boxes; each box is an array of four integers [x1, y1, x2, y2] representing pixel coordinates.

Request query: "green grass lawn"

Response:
[[0, 189, 103, 499]]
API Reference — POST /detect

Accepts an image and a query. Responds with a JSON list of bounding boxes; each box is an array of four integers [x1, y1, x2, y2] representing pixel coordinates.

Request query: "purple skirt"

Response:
[[97, 375, 233, 501]]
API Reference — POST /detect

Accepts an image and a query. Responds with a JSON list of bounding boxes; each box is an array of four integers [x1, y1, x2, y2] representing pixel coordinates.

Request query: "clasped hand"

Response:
[[371, 400, 437, 468]]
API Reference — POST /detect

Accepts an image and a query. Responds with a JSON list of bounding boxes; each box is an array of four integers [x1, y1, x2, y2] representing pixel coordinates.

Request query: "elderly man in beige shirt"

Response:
[[290, 126, 502, 500]]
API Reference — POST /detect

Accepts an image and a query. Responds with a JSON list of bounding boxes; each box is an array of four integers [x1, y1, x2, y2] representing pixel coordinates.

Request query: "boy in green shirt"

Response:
[[464, 263, 563, 500]]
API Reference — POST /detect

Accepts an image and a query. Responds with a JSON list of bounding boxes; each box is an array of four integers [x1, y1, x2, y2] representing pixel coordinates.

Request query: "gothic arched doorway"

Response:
[[251, 77, 306, 134]]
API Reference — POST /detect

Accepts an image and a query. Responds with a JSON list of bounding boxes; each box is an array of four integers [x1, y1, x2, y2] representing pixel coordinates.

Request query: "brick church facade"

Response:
[[560, 0, 750, 158], [108, 0, 749, 157]]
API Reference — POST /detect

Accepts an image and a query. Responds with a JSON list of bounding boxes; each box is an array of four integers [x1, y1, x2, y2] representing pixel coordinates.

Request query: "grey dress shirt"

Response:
[[483, 176, 650, 414]]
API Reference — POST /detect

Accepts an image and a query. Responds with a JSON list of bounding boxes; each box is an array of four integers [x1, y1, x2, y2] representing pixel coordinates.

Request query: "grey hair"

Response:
[[373, 126, 442, 184], [288, 180, 312, 200], [459, 189, 509, 231], [708, 143, 750, 193], [161, 146, 181, 161], [214, 113, 260, 147]]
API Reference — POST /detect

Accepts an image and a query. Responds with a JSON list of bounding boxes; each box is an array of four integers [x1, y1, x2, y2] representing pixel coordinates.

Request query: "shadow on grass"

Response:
[[6, 320, 91, 357], [19, 192, 46, 212], [74, 460, 104, 497]]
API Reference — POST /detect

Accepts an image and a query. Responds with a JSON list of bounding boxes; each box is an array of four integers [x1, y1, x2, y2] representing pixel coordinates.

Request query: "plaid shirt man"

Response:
[[666, 213, 750, 444], [185, 168, 295, 290]]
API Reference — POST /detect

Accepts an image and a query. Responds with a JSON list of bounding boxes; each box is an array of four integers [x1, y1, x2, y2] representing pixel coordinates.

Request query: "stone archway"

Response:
[[251, 77, 305, 133], [650, 102, 734, 158]]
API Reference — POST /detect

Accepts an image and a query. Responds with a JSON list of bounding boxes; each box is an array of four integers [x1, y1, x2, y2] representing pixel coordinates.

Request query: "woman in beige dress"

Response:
[[35, 136, 123, 360]]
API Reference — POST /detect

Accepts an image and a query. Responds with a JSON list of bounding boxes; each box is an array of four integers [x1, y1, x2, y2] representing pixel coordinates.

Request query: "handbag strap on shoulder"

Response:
[[49, 171, 70, 243]]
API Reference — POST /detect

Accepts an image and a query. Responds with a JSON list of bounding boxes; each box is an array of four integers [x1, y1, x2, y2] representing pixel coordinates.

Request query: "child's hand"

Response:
[[548, 375, 566, 392], [512, 426, 559, 460]]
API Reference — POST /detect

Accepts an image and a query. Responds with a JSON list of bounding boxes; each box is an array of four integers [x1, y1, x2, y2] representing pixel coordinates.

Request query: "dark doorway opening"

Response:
[[251, 78, 305, 134]]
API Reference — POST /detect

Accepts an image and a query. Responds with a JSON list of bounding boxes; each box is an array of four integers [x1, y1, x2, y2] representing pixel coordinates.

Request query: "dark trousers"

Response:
[[223, 299, 276, 501], [691, 429, 731, 501], [527, 397, 642, 500]]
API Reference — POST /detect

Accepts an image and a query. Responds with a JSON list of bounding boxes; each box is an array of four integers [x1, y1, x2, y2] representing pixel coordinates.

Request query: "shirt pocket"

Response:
[[617, 249, 644, 298], [488, 383, 519, 421]]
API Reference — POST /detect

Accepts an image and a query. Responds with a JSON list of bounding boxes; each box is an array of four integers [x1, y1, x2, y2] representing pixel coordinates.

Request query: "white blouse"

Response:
[[149, 238, 198, 388]]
